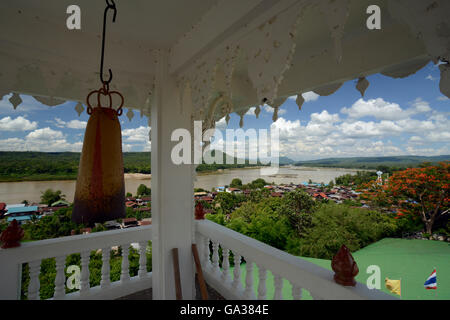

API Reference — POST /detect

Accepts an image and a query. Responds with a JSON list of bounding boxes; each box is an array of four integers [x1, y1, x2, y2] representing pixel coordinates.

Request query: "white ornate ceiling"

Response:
[[0, 0, 448, 127]]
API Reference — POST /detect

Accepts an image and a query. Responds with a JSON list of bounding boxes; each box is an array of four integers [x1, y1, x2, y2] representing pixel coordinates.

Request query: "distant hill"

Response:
[[278, 156, 296, 165], [294, 155, 450, 170]]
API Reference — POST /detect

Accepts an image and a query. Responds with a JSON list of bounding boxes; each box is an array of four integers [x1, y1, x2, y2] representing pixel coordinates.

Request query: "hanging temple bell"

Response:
[[72, 84, 126, 226]]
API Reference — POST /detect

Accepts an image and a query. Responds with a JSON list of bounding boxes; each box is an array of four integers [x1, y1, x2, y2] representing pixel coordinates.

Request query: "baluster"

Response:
[[231, 252, 242, 290], [138, 241, 147, 278], [273, 274, 283, 300], [211, 240, 220, 275], [101, 248, 111, 288], [291, 283, 302, 300], [80, 251, 90, 295], [53, 256, 66, 299], [28, 260, 41, 300], [196, 234, 204, 264], [221, 247, 231, 283], [257, 265, 267, 300], [121, 244, 130, 282], [203, 237, 211, 269], [243, 260, 256, 299]]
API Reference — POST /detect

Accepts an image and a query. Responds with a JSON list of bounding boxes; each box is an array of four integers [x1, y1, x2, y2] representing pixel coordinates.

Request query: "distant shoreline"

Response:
[[0, 166, 370, 183]]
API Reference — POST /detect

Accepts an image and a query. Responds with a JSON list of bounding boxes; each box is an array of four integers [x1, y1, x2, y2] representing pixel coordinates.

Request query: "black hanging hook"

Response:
[[100, 0, 117, 86]]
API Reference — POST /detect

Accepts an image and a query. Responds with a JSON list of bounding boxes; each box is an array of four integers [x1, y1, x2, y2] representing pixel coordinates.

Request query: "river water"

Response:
[[0, 167, 363, 204]]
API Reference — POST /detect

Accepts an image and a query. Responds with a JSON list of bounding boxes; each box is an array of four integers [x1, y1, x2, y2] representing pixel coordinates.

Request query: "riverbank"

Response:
[[0, 167, 362, 204]]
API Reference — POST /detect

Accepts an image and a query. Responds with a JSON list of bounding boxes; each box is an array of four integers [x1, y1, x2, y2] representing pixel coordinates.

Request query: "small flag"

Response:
[[424, 269, 437, 290], [385, 278, 401, 296]]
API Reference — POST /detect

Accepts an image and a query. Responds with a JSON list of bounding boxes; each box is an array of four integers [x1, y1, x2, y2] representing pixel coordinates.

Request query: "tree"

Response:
[[40, 189, 65, 206], [230, 178, 243, 188], [362, 162, 449, 234], [136, 184, 151, 197], [278, 190, 316, 236], [248, 178, 267, 189]]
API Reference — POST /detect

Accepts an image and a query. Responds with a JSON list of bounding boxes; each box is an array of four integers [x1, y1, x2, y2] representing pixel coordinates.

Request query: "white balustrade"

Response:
[[244, 260, 256, 299], [257, 265, 267, 300], [80, 251, 90, 295], [27, 260, 41, 300], [0, 225, 152, 300], [138, 241, 147, 278], [221, 247, 231, 283], [120, 244, 130, 282], [53, 255, 66, 299], [196, 219, 397, 300], [231, 252, 242, 290], [273, 274, 283, 300]]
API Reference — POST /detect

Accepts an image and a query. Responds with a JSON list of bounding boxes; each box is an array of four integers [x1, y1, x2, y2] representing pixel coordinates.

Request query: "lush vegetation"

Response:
[[40, 189, 66, 206], [360, 162, 450, 234], [207, 188, 400, 260], [295, 155, 450, 170]]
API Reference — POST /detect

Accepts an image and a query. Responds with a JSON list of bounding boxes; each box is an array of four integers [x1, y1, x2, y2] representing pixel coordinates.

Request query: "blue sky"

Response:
[[0, 61, 448, 160]]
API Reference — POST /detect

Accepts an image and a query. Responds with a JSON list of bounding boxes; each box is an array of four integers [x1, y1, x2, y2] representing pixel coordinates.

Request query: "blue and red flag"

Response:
[[424, 269, 437, 290]]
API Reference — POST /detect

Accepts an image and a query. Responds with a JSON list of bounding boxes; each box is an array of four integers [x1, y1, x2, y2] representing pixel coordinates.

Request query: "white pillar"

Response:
[[151, 50, 195, 299]]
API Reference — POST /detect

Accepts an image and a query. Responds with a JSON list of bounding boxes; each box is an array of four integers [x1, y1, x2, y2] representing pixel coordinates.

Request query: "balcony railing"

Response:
[[0, 220, 396, 300], [196, 219, 396, 300], [0, 225, 152, 300]]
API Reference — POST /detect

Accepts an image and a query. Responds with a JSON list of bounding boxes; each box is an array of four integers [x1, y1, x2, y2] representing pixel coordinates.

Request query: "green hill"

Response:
[[294, 155, 450, 170]]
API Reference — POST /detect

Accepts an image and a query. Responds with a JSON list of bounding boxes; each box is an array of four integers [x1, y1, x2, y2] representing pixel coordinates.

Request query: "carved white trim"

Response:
[[356, 77, 370, 97], [388, 0, 450, 98]]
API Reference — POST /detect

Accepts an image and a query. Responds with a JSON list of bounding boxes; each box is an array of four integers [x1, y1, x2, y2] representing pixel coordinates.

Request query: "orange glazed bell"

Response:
[[72, 84, 126, 226]]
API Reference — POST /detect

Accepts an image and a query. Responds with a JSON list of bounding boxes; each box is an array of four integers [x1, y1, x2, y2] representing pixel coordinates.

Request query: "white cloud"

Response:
[[67, 119, 87, 129], [288, 91, 320, 103], [246, 107, 256, 116], [0, 116, 37, 131], [437, 95, 449, 101], [341, 98, 403, 120], [302, 92, 320, 102], [53, 118, 87, 129], [341, 97, 432, 121], [0, 127, 83, 152], [122, 126, 150, 142], [26, 127, 64, 140], [215, 117, 227, 130], [426, 75, 437, 81]]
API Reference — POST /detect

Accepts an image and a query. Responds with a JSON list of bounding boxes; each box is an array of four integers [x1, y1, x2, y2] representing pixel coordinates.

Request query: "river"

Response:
[[0, 167, 365, 204]]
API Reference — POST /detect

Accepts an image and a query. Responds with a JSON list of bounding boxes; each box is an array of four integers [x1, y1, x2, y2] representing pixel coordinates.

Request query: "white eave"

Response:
[[0, 0, 448, 126]]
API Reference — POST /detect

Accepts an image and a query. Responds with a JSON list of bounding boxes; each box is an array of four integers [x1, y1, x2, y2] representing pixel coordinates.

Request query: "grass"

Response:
[[230, 238, 450, 300]]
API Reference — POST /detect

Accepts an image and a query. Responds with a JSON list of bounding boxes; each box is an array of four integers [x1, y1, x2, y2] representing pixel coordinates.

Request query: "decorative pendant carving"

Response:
[[331, 245, 359, 287], [75, 102, 85, 116], [195, 201, 205, 220], [9, 93, 22, 109], [0, 219, 24, 249], [356, 77, 370, 97]]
